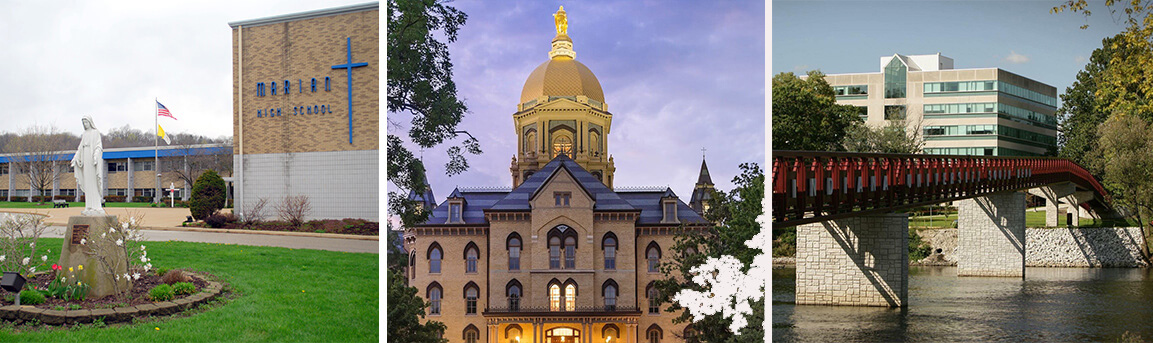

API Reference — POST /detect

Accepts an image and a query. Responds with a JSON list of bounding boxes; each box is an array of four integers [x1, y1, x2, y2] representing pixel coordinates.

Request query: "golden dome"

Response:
[[519, 57, 605, 104]]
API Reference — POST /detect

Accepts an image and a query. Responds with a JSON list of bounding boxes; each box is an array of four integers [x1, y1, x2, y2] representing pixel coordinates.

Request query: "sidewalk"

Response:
[[2, 208, 379, 254]]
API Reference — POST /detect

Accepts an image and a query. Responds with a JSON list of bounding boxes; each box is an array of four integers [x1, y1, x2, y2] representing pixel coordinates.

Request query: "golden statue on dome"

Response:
[[553, 6, 567, 35]]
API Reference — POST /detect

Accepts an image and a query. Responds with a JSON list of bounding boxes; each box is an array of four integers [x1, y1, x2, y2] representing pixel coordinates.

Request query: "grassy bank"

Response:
[[0, 238, 378, 342], [910, 210, 1140, 228]]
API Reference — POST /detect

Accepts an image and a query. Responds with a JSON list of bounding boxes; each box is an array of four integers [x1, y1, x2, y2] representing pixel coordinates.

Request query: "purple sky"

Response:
[[387, 0, 766, 206]]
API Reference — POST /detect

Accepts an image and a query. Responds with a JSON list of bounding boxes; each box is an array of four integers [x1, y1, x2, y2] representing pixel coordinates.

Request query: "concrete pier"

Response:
[[796, 213, 908, 307], [956, 192, 1026, 277]]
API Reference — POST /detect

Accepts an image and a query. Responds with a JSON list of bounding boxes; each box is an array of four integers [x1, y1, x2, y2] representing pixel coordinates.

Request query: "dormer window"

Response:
[[448, 202, 463, 224], [661, 200, 678, 223]]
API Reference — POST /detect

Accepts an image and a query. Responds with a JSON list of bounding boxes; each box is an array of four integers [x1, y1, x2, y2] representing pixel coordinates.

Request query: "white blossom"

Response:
[[123, 273, 130, 280], [22, 257, 29, 265], [145, 263, 152, 271], [41, 255, 47, 262], [29, 242, 34, 248], [140, 256, 147, 263], [141, 245, 146, 251], [60, 277, 65, 282], [101, 232, 106, 238], [121, 222, 129, 230], [115, 274, 119, 280], [109, 227, 116, 234], [80, 238, 87, 245], [116, 239, 123, 246], [132, 273, 140, 280], [29, 267, 35, 273], [1, 255, 6, 262], [130, 217, 136, 225]]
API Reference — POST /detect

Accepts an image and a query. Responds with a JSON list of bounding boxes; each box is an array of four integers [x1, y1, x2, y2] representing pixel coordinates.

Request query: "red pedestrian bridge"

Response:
[[771, 151, 1110, 228], [771, 151, 1115, 308]]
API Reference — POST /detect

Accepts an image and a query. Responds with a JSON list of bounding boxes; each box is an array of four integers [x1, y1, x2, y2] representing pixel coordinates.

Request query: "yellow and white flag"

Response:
[[158, 125, 171, 145]]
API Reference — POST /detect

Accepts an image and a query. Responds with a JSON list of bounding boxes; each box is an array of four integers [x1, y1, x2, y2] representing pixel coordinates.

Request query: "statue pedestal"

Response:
[[57, 215, 129, 298]]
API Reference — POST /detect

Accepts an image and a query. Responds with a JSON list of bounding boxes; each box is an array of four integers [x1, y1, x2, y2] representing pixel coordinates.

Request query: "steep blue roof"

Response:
[[490, 154, 634, 211]]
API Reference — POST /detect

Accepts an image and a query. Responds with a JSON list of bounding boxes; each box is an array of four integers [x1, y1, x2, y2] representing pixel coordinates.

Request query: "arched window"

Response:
[[428, 243, 443, 273], [564, 282, 577, 311], [602, 279, 618, 311], [646, 325, 663, 343], [549, 236, 562, 269], [683, 325, 698, 342], [524, 129, 537, 154], [408, 251, 416, 279], [602, 232, 617, 270], [549, 282, 562, 311], [463, 324, 480, 343], [507, 233, 522, 271], [564, 236, 576, 269], [602, 324, 620, 342], [553, 135, 573, 157], [647, 282, 660, 314], [464, 282, 479, 315], [589, 130, 600, 156], [505, 324, 523, 343], [546, 327, 581, 341], [506, 279, 522, 311], [427, 282, 442, 315], [647, 242, 662, 273], [464, 242, 479, 273]]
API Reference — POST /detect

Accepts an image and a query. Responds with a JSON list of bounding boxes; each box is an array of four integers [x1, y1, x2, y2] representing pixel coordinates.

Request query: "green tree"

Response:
[[387, 0, 481, 227], [841, 119, 923, 154], [655, 163, 764, 343], [772, 71, 862, 151], [386, 226, 447, 343], [1093, 115, 1153, 259], [189, 170, 226, 220], [1054, 1, 1153, 121], [1058, 34, 1129, 170]]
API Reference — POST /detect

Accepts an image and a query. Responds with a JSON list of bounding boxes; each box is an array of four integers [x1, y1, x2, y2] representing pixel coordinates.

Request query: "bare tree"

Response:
[[3, 126, 72, 203], [161, 136, 233, 198]]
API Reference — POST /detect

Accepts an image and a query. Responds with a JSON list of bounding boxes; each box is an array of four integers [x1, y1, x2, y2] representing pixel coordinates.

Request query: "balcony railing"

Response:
[[484, 305, 640, 314]]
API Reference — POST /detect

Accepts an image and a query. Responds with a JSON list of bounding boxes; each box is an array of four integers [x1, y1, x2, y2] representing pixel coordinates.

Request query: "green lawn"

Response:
[[0, 202, 157, 209], [910, 210, 1140, 228], [0, 238, 378, 342]]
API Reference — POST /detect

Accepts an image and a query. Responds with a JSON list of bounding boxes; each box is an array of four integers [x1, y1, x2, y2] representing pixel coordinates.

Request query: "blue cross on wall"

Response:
[[332, 37, 368, 144]]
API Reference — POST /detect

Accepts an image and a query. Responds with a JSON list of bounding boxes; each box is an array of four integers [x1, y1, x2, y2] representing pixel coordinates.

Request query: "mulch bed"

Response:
[[0, 271, 210, 310], [215, 218, 378, 236]]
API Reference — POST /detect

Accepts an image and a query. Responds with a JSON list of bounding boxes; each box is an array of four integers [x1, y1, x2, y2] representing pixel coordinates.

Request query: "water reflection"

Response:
[[774, 266, 1153, 342]]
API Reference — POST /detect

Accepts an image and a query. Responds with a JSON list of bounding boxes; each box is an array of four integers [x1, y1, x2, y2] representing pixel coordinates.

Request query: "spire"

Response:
[[407, 170, 437, 210], [549, 6, 575, 59], [696, 158, 713, 185]]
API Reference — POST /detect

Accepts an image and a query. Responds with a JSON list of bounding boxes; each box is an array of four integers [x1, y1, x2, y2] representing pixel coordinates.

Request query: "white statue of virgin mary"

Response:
[[72, 116, 105, 215]]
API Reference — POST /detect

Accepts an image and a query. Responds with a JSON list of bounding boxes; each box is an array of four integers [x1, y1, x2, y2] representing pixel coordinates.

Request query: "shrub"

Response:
[[909, 229, 933, 261], [275, 195, 312, 227], [155, 267, 170, 277], [148, 284, 174, 301], [205, 213, 230, 228], [172, 282, 197, 295], [9, 196, 27, 202], [104, 195, 127, 203], [161, 269, 191, 285], [20, 289, 46, 305], [54, 195, 76, 202], [132, 196, 150, 203], [190, 170, 227, 220], [240, 198, 269, 226]]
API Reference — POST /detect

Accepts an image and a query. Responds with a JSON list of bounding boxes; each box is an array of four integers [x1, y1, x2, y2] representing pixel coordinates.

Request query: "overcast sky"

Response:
[[0, 0, 368, 139], [388, 0, 767, 203]]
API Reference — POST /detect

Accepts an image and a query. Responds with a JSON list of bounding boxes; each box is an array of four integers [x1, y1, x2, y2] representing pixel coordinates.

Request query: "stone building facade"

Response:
[[229, 2, 379, 220], [404, 7, 714, 343]]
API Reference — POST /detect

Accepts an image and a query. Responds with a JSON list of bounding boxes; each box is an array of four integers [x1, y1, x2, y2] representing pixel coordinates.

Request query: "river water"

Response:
[[773, 266, 1153, 342]]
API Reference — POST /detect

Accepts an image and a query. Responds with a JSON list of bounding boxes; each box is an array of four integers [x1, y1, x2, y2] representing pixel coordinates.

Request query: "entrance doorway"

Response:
[[545, 327, 580, 343]]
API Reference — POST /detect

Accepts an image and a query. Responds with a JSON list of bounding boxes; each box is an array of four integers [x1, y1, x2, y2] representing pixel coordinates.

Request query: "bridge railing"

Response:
[[771, 151, 1108, 228]]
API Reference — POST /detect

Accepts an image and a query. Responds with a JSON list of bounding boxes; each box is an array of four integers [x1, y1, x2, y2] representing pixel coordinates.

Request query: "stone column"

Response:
[[957, 192, 1026, 277], [626, 323, 636, 343], [488, 324, 498, 343], [1027, 184, 1074, 227], [795, 213, 908, 307]]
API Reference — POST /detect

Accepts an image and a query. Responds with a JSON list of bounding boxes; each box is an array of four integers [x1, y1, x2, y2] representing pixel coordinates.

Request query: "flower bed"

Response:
[[186, 218, 379, 236], [0, 272, 223, 325]]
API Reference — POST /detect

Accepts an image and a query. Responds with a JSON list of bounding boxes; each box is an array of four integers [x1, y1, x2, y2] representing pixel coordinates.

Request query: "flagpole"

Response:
[[155, 98, 159, 204]]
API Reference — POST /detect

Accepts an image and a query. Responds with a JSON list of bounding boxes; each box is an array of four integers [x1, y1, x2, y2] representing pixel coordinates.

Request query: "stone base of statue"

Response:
[[57, 215, 130, 298]]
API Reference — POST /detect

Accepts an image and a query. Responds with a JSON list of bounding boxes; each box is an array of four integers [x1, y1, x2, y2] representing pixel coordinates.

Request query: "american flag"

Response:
[[157, 101, 176, 120]]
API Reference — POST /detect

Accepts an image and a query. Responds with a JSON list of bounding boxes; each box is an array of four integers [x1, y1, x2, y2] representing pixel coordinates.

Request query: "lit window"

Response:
[[553, 135, 573, 157], [564, 284, 576, 311], [550, 284, 561, 311]]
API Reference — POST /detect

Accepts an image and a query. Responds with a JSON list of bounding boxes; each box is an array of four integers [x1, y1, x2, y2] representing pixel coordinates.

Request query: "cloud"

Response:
[[1005, 51, 1030, 64], [793, 64, 809, 72], [1075, 55, 1087, 63]]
